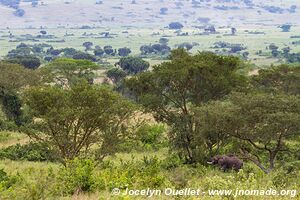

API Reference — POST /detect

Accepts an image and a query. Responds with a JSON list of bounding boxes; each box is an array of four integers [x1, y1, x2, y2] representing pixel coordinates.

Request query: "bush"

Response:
[[161, 154, 182, 170], [57, 158, 96, 195], [8, 55, 41, 69], [94, 156, 167, 191], [0, 168, 19, 191], [0, 142, 60, 162], [0, 108, 17, 131], [136, 124, 167, 149], [168, 22, 184, 30], [119, 124, 167, 152], [117, 57, 150, 74]]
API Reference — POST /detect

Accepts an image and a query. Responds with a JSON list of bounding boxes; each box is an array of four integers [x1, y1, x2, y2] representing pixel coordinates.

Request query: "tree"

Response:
[[231, 27, 237, 35], [282, 47, 290, 57], [0, 62, 39, 125], [0, 90, 22, 125], [106, 68, 127, 83], [159, 37, 169, 45], [193, 101, 233, 157], [168, 22, 184, 30], [14, 9, 25, 17], [271, 50, 280, 57], [82, 42, 93, 51], [7, 55, 41, 69], [48, 48, 62, 56], [24, 82, 137, 162], [160, 7, 168, 15], [125, 49, 247, 163], [0, 62, 39, 91], [40, 30, 47, 35], [117, 57, 150, 75], [61, 48, 79, 57], [40, 58, 99, 87], [140, 45, 154, 55], [268, 44, 279, 51], [32, 1, 38, 7], [199, 92, 300, 173], [104, 46, 114, 55], [252, 65, 300, 95], [94, 48, 104, 57], [279, 24, 292, 32], [72, 52, 96, 61], [152, 44, 171, 54], [118, 47, 131, 57], [177, 43, 193, 51], [286, 53, 300, 63]]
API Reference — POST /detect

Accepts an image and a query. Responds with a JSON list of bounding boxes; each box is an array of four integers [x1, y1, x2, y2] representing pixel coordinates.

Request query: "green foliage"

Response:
[[118, 47, 131, 57], [252, 65, 300, 95], [0, 168, 19, 191], [57, 158, 96, 194], [161, 154, 183, 170], [40, 58, 99, 87], [72, 52, 96, 61], [24, 81, 137, 161], [0, 90, 22, 125], [126, 49, 247, 163], [135, 124, 167, 149], [118, 123, 167, 152], [0, 62, 39, 127], [0, 62, 39, 91], [272, 165, 300, 188], [96, 156, 167, 191], [106, 67, 127, 83], [117, 56, 150, 74], [194, 92, 300, 173], [0, 142, 60, 162], [7, 55, 41, 70], [0, 108, 16, 131]]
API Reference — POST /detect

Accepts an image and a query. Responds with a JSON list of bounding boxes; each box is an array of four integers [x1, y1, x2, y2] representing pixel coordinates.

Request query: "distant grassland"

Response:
[[1, 26, 300, 66]]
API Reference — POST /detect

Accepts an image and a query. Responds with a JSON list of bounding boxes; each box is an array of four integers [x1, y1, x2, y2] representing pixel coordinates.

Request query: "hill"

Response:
[[0, 0, 299, 28]]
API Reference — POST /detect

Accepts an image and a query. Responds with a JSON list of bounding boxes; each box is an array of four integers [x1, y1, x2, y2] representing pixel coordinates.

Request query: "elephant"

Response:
[[207, 155, 243, 171]]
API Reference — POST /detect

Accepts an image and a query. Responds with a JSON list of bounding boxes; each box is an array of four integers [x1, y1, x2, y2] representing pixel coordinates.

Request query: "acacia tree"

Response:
[[0, 62, 39, 125], [40, 58, 99, 87], [251, 65, 300, 95], [24, 81, 137, 162], [193, 101, 234, 157], [117, 57, 150, 75], [106, 67, 127, 83], [125, 49, 246, 163], [82, 42, 93, 51], [195, 92, 300, 173]]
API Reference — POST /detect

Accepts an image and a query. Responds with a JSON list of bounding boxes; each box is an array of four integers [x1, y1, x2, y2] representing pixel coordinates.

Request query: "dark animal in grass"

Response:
[[207, 155, 243, 171]]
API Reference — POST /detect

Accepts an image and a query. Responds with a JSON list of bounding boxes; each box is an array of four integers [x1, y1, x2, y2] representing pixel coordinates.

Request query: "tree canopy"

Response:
[[195, 92, 300, 173], [125, 49, 247, 163], [24, 81, 137, 162], [40, 58, 99, 87], [117, 57, 150, 75]]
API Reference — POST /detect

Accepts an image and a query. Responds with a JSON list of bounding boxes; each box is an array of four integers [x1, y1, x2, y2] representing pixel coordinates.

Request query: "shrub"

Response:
[[168, 22, 184, 29], [95, 156, 167, 191], [0, 142, 60, 162], [161, 154, 182, 170], [136, 124, 167, 149], [0, 168, 19, 191], [57, 158, 96, 195]]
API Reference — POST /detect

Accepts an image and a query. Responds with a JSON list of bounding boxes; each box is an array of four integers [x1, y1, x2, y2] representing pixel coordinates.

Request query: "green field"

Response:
[[1, 25, 300, 66]]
